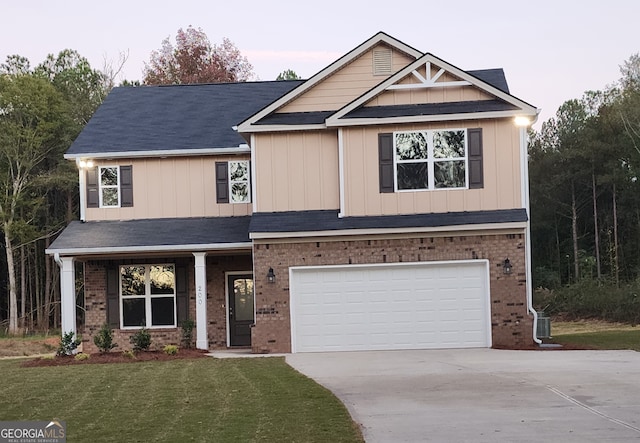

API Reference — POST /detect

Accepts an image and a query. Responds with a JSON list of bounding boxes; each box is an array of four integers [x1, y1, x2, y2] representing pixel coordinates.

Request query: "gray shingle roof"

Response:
[[467, 69, 510, 94], [47, 217, 251, 254], [342, 100, 518, 119], [66, 80, 304, 156], [249, 209, 527, 234]]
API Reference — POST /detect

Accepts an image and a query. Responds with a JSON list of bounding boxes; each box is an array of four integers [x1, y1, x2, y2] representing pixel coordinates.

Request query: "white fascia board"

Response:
[[64, 146, 251, 160], [237, 32, 422, 133], [45, 242, 253, 257], [327, 53, 538, 126], [326, 110, 535, 128], [237, 124, 327, 133], [249, 221, 528, 240]]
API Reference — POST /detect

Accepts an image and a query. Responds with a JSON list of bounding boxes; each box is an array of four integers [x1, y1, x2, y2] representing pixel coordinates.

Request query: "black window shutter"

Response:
[[378, 133, 394, 193], [468, 128, 484, 189], [106, 266, 120, 328], [215, 162, 229, 203], [175, 265, 189, 324], [86, 167, 99, 208], [120, 165, 133, 207]]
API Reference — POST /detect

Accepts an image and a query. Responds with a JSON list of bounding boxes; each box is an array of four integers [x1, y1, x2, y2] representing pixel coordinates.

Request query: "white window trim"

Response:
[[228, 160, 251, 204], [393, 128, 469, 192], [119, 264, 177, 329], [99, 165, 120, 208]]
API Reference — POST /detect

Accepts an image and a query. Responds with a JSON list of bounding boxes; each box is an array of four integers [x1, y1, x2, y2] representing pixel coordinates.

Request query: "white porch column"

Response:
[[193, 252, 208, 350], [57, 255, 77, 337]]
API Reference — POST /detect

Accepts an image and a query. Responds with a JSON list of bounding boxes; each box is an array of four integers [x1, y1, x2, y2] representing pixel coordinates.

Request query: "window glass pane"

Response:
[[434, 160, 466, 188], [395, 132, 427, 160], [123, 298, 145, 327], [233, 279, 254, 321], [121, 266, 146, 296], [101, 167, 118, 186], [397, 163, 428, 190], [230, 161, 248, 181], [231, 183, 249, 203], [433, 130, 465, 159], [151, 297, 175, 326], [150, 265, 175, 295], [102, 188, 119, 206]]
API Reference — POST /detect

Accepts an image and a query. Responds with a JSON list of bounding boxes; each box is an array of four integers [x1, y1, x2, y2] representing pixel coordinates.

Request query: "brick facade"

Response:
[[81, 254, 251, 353], [251, 230, 534, 353], [80, 232, 534, 354]]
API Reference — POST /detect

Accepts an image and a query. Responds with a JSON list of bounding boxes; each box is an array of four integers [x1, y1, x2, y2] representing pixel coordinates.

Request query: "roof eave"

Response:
[[45, 242, 253, 257], [326, 110, 538, 127], [64, 145, 251, 160]]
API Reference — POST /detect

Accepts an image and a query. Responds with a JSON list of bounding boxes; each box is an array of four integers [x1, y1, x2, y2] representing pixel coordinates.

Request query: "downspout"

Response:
[[76, 159, 86, 222], [519, 123, 542, 345], [338, 128, 345, 218], [250, 135, 257, 214]]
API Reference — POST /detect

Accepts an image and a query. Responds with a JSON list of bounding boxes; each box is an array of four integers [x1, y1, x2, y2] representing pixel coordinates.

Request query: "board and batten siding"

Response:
[[254, 131, 339, 213], [84, 156, 252, 221], [342, 119, 522, 217], [279, 45, 415, 113]]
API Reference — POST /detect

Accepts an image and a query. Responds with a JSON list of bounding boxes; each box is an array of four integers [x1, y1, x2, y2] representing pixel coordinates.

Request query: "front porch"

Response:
[[45, 216, 254, 353]]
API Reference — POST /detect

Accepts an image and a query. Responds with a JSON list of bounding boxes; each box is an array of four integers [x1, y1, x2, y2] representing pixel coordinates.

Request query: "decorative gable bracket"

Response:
[[387, 62, 471, 90]]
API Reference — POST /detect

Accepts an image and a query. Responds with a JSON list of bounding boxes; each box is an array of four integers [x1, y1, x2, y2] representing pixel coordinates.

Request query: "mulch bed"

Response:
[[21, 348, 210, 367]]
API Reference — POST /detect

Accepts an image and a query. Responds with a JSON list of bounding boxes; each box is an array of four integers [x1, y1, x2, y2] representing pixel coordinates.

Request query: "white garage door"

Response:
[[290, 260, 491, 353]]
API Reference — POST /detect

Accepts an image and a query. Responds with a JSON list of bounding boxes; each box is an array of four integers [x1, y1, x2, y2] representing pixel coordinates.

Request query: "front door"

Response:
[[228, 274, 254, 347]]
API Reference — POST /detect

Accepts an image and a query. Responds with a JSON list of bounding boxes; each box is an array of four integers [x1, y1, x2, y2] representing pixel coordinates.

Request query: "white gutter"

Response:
[[250, 221, 528, 240], [519, 124, 542, 345], [338, 128, 345, 218], [45, 242, 253, 256], [64, 145, 251, 160], [76, 159, 86, 222]]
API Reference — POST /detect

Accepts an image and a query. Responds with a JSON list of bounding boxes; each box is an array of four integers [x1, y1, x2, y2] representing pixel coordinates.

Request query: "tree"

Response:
[[276, 69, 301, 81], [0, 73, 69, 333], [143, 27, 254, 85]]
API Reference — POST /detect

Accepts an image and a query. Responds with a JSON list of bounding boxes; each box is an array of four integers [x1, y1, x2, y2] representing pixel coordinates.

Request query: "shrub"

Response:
[[181, 319, 195, 348], [122, 350, 136, 359], [56, 331, 81, 356], [130, 327, 151, 351], [163, 345, 178, 355], [536, 279, 640, 324], [74, 353, 90, 361], [93, 324, 118, 353]]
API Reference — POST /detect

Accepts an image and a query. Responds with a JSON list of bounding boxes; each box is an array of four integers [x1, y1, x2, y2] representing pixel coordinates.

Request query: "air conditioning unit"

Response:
[[537, 312, 551, 339]]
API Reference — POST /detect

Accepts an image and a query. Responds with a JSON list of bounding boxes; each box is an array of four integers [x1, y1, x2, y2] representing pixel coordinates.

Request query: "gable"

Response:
[[326, 54, 537, 127], [277, 43, 416, 114], [237, 32, 423, 133]]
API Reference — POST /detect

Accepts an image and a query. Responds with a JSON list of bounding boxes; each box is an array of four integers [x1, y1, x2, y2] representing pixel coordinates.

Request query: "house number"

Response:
[[197, 286, 203, 305]]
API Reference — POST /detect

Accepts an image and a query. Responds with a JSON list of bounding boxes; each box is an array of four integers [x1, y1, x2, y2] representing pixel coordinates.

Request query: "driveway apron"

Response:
[[286, 349, 640, 442]]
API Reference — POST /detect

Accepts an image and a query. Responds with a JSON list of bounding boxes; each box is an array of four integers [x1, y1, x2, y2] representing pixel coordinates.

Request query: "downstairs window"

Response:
[[120, 264, 176, 328]]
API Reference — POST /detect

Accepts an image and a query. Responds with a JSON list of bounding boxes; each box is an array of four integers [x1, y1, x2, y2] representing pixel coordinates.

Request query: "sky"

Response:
[[1, 0, 638, 127]]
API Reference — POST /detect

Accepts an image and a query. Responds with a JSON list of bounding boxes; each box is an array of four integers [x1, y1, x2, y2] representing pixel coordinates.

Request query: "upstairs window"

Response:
[[86, 165, 133, 208], [378, 128, 483, 193], [216, 160, 251, 204], [395, 129, 467, 191], [99, 166, 120, 207]]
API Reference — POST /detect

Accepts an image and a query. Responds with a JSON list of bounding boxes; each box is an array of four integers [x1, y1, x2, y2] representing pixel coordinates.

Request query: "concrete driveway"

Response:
[[286, 349, 640, 442]]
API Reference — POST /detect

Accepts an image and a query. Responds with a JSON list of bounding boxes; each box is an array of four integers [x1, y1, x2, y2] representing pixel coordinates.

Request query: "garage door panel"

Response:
[[291, 261, 490, 352]]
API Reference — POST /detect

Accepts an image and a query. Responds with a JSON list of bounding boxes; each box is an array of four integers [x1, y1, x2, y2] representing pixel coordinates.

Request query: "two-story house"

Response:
[[47, 32, 539, 353]]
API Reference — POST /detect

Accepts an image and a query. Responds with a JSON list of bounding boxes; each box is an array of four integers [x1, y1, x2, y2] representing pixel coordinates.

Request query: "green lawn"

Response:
[[0, 357, 363, 442], [551, 329, 640, 351]]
